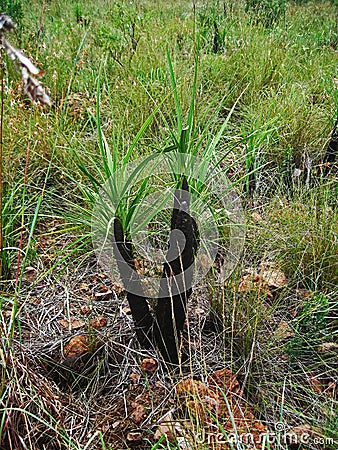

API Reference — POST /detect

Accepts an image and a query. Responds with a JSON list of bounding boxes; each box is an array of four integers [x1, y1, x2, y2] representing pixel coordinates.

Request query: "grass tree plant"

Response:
[[66, 46, 246, 368]]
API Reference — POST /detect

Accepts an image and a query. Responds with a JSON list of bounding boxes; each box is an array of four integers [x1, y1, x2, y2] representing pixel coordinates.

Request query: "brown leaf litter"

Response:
[[174, 368, 268, 449], [237, 263, 287, 299], [63, 335, 91, 358]]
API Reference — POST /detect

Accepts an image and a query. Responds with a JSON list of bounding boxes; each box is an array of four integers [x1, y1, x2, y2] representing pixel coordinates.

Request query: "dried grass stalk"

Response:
[[0, 14, 51, 106]]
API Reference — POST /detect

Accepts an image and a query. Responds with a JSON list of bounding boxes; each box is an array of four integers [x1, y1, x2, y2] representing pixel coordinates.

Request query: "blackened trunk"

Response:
[[323, 118, 338, 175], [113, 218, 154, 348], [155, 178, 199, 364]]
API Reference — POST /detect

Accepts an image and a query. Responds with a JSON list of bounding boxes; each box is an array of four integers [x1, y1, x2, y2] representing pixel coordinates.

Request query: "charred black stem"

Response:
[[113, 177, 199, 366], [155, 177, 199, 365], [113, 218, 153, 348], [322, 118, 338, 175], [213, 21, 220, 54]]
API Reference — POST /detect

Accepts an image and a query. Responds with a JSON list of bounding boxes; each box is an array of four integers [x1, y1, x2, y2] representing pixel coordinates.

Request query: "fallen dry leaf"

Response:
[[141, 358, 157, 373], [58, 318, 85, 330], [154, 422, 176, 442], [317, 342, 338, 353], [58, 319, 70, 329], [101, 424, 110, 433], [90, 315, 107, 329], [112, 420, 121, 429], [177, 378, 217, 400], [325, 381, 337, 398], [251, 212, 264, 222], [296, 289, 311, 299], [130, 402, 146, 424], [126, 431, 142, 442], [308, 375, 322, 394], [80, 304, 92, 314], [176, 369, 267, 449], [129, 373, 141, 385], [94, 290, 113, 300], [260, 268, 287, 288], [64, 335, 89, 358], [274, 321, 294, 340], [237, 274, 273, 299], [112, 282, 124, 294], [134, 258, 147, 275], [79, 282, 90, 292], [208, 368, 241, 393], [154, 412, 183, 443], [288, 424, 314, 440], [176, 436, 194, 450], [69, 318, 85, 329], [154, 381, 166, 389], [23, 266, 37, 282], [177, 378, 221, 418]]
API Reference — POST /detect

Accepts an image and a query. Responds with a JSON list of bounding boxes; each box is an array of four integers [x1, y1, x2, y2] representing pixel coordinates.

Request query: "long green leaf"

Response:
[[166, 48, 182, 134]]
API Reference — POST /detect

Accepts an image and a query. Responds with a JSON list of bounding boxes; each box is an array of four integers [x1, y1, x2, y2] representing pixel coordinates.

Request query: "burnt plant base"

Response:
[[112, 177, 199, 366]]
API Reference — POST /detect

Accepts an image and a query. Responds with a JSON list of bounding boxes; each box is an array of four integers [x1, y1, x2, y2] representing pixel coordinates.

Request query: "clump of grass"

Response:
[[245, 0, 286, 28], [248, 186, 337, 291], [0, 13, 51, 279], [0, 342, 66, 449]]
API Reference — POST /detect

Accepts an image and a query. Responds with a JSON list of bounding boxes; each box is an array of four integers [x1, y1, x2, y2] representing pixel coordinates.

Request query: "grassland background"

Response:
[[0, 0, 337, 449]]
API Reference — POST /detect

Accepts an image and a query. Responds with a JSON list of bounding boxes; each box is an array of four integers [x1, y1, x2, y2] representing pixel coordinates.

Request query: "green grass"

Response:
[[0, 0, 337, 449]]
